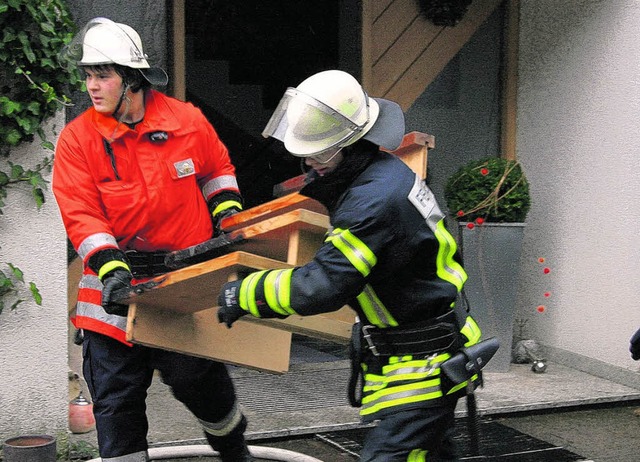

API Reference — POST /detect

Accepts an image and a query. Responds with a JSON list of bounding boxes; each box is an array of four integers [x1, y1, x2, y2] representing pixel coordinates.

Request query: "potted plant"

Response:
[[444, 156, 530, 372]]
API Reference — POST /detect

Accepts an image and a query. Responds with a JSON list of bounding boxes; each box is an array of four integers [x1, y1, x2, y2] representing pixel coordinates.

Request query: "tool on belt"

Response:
[[441, 336, 500, 457]]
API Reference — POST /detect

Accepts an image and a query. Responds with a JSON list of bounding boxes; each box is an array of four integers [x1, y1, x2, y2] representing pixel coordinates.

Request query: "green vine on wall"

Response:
[[0, 0, 83, 313]]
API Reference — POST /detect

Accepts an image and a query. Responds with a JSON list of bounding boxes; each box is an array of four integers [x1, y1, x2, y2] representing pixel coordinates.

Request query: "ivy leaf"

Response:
[[30, 282, 42, 305], [26, 101, 40, 115], [41, 140, 54, 151], [17, 32, 36, 63], [8, 263, 24, 282], [41, 23, 54, 34], [6, 128, 22, 145], [1, 99, 22, 115], [10, 163, 24, 179], [32, 187, 45, 208]]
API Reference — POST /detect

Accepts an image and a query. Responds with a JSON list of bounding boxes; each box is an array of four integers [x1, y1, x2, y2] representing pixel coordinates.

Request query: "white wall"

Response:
[[0, 112, 69, 439], [516, 0, 640, 371]]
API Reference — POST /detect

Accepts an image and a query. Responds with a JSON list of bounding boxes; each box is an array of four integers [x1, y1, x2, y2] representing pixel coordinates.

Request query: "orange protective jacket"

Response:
[[53, 90, 240, 343]]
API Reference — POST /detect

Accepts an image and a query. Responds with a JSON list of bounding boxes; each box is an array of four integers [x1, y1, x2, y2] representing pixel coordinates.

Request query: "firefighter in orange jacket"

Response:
[[53, 18, 252, 462]]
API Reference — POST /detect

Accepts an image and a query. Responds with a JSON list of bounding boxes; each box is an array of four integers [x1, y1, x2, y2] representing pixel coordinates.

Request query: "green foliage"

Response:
[[0, 156, 53, 215], [0, 0, 82, 311], [0, 0, 82, 157], [0, 262, 42, 315], [444, 156, 531, 223], [56, 434, 100, 461]]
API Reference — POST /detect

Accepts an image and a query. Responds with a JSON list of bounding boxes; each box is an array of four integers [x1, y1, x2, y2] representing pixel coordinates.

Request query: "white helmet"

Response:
[[64, 17, 167, 86], [262, 70, 405, 156]]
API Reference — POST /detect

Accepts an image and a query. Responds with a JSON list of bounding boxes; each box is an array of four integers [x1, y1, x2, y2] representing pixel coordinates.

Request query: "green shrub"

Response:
[[444, 156, 530, 223]]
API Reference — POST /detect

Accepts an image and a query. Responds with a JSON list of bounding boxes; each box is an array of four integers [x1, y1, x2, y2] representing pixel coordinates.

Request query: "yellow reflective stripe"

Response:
[[434, 220, 467, 291], [446, 374, 479, 394], [212, 200, 242, 217], [356, 284, 398, 327], [360, 379, 443, 416], [461, 316, 482, 346], [408, 449, 428, 462], [364, 354, 450, 391], [382, 354, 449, 376], [239, 270, 268, 317], [98, 260, 130, 280], [263, 269, 296, 315], [326, 228, 376, 277]]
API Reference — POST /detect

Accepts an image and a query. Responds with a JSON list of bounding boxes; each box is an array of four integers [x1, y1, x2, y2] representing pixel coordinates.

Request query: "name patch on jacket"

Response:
[[408, 175, 444, 231], [174, 159, 196, 178]]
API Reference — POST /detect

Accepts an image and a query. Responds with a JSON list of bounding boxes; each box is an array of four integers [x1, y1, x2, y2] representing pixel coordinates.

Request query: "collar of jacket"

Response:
[[301, 146, 378, 212], [89, 90, 191, 141]]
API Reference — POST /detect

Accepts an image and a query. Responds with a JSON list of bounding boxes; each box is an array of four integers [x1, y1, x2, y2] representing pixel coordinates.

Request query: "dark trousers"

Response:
[[82, 330, 245, 459], [360, 399, 460, 462]]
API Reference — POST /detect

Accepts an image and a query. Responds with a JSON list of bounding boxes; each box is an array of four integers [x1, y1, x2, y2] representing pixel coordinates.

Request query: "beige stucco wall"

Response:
[[516, 0, 640, 372], [0, 111, 69, 439]]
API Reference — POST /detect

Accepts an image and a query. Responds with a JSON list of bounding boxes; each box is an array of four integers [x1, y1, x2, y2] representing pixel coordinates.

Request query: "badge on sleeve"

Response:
[[174, 158, 196, 178]]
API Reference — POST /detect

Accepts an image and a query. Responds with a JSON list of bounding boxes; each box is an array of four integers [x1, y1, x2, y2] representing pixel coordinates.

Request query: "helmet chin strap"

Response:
[[108, 82, 132, 141], [112, 82, 132, 119]]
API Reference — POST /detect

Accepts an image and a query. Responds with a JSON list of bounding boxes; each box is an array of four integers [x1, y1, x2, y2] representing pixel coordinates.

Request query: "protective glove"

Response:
[[630, 327, 640, 360], [212, 208, 240, 237], [217, 280, 247, 328], [101, 269, 133, 316]]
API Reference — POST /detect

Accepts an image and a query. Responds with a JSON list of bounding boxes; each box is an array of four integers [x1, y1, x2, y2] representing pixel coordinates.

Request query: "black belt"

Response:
[[125, 250, 171, 278], [360, 310, 460, 357]]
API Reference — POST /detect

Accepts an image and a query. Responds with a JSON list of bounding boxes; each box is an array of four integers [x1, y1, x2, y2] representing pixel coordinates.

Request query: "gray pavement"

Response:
[[68, 337, 640, 461]]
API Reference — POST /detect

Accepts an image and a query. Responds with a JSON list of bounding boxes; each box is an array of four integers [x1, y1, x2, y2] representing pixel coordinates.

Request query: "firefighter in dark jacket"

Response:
[[217, 70, 483, 461]]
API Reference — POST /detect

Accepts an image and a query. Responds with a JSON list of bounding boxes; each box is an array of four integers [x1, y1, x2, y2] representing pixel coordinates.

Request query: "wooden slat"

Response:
[[378, 0, 503, 110], [221, 193, 327, 231], [230, 208, 329, 263], [372, 0, 395, 20], [372, 14, 441, 96], [121, 251, 292, 313], [250, 307, 355, 344], [361, 0, 374, 90], [372, 0, 421, 64], [172, 0, 186, 101], [381, 131, 434, 179], [501, 0, 519, 161], [127, 303, 292, 373], [68, 257, 83, 316]]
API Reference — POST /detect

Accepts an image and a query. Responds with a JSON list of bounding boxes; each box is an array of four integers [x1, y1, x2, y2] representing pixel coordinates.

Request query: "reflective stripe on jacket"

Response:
[[54, 90, 240, 342]]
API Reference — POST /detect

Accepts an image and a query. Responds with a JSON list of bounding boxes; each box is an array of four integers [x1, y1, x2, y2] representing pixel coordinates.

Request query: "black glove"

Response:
[[101, 269, 133, 316], [630, 327, 640, 360], [213, 208, 240, 237], [217, 280, 247, 328]]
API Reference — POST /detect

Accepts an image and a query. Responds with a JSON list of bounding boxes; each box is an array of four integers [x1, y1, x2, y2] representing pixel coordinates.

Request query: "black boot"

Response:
[[204, 416, 254, 462], [216, 439, 254, 461]]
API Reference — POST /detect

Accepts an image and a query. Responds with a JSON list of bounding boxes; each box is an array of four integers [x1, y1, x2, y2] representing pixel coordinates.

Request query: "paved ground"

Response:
[[67, 335, 640, 461]]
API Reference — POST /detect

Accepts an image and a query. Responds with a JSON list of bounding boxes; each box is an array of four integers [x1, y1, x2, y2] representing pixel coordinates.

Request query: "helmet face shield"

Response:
[[262, 87, 370, 156]]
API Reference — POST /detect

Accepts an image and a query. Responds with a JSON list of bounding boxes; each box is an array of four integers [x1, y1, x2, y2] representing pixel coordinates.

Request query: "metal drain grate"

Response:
[[234, 364, 351, 414]]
